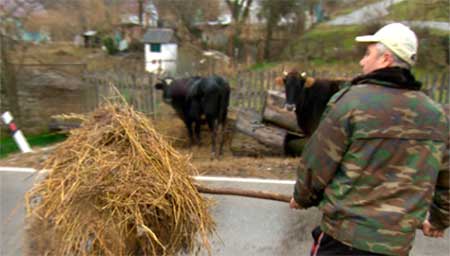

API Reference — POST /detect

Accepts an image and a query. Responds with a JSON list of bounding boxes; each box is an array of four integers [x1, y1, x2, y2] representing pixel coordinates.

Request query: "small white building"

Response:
[[143, 28, 177, 75]]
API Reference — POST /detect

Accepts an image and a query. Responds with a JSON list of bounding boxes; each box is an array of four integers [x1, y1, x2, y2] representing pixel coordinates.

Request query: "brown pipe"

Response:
[[195, 184, 291, 203]]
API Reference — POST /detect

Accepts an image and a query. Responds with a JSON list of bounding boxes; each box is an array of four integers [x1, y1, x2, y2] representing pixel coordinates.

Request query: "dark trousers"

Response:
[[310, 226, 386, 256]]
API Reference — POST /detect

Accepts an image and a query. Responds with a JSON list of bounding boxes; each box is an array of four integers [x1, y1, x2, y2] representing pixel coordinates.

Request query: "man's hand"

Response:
[[422, 220, 445, 238], [289, 197, 301, 209]]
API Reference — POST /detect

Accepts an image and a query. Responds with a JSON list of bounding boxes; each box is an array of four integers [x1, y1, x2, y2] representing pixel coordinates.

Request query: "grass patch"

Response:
[[283, 22, 449, 73], [248, 62, 278, 71], [0, 132, 67, 158], [282, 25, 364, 72], [386, 0, 450, 21]]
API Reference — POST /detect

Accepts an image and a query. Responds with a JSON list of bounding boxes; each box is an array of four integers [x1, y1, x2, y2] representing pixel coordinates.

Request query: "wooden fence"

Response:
[[232, 70, 450, 113], [83, 70, 450, 118], [83, 71, 159, 117]]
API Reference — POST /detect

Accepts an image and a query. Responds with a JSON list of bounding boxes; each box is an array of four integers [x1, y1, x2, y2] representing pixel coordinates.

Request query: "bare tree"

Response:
[[259, 0, 299, 60], [225, 0, 254, 58], [137, 0, 144, 26], [154, 0, 221, 28], [22, 0, 120, 40], [0, 0, 45, 121]]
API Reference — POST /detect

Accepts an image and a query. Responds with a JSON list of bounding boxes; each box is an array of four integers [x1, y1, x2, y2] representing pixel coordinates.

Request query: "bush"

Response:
[[128, 39, 144, 52], [102, 36, 118, 55]]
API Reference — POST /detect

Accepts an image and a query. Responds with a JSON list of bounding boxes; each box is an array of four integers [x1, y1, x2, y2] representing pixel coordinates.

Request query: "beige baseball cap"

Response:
[[355, 23, 418, 66]]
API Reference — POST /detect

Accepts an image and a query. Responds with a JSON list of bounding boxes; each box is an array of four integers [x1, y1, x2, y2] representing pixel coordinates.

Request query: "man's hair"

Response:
[[375, 43, 411, 69]]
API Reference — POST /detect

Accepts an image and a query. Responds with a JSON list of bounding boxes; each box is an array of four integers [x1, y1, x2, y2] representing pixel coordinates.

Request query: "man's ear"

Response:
[[383, 51, 395, 67]]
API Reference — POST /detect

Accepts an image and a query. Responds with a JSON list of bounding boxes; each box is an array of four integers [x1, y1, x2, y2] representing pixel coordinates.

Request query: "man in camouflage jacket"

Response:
[[290, 23, 449, 256]]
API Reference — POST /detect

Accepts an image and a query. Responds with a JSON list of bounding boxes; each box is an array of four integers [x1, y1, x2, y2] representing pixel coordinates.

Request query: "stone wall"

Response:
[[1, 64, 95, 135]]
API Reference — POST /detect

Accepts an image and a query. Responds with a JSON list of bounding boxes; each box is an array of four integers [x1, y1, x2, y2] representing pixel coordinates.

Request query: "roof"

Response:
[[120, 15, 141, 26], [142, 28, 177, 44], [83, 30, 97, 36]]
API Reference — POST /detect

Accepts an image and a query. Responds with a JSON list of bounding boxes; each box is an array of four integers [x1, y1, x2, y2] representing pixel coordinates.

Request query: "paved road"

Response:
[[1, 170, 449, 255], [1, 170, 34, 256]]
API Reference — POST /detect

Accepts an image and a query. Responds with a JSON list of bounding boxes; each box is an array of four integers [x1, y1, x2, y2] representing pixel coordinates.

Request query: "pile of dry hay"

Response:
[[25, 101, 215, 255]]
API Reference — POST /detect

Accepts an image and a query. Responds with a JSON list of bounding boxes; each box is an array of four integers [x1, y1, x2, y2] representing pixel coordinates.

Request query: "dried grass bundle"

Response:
[[25, 100, 215, 255]]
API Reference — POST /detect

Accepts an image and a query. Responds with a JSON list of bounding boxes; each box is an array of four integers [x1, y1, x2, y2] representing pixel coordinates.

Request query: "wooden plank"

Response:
[[250, 71, 255, 110], [195, 184, 290, 203], [259, 72, 265, 111]]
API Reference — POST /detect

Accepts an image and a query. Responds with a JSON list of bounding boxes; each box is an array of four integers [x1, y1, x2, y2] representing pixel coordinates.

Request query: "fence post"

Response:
[[151, 74, 158, 119], [430, 73, 439, 100], [271, 70, 277, 90], [259, 71, 265, 112], [251, 71, 256, 110], [235, 72, 242, 110], [438, 72, 448, 104]]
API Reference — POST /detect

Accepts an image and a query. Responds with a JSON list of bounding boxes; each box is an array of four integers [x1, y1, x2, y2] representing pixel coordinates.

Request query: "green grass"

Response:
[[386, 0, 450, 22], [282, 21, 449, 73], [248, 62, 278, 71], [0, 132, 67, 158]]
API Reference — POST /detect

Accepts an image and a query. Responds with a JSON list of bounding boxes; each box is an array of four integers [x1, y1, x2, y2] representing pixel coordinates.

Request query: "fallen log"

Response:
[[230, 131, 282, 156], [235, 109, 287, 152], [262, 90, 303, 134]]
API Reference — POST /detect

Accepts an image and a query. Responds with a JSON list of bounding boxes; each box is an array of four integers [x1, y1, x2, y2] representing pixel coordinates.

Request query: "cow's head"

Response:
[[277, 70, 314, 111], [154, 77, 174, 103]]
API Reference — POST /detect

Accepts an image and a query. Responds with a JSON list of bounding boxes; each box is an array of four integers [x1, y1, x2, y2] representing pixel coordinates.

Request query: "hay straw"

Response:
[[25, 96, 215, 255]]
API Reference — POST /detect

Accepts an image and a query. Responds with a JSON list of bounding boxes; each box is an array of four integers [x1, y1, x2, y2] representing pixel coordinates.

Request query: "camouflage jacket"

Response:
[[293, 70, 449, 256]]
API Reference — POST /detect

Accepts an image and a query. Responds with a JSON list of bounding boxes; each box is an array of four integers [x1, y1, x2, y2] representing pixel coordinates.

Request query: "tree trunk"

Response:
[[138, 0, 144, 26], [262, 90, 303, 134], [264, 17, 275, 60], [231, 131, 282, 156], [235, 109, 287, 152]]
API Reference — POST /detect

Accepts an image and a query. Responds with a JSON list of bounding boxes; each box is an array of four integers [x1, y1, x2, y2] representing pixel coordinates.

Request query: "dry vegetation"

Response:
[[25, 100, 215, 255]]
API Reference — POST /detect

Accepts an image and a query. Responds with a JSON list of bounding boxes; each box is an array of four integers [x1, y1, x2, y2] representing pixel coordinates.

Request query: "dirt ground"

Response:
[[0, 112, 299, 180]]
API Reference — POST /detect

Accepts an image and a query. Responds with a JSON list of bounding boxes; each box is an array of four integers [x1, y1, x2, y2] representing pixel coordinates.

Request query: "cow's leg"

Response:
[[218, 121, 226, 158], [194, 118, 201, 146], [207, 117, 218, 159], [184, 119, 195, 147]]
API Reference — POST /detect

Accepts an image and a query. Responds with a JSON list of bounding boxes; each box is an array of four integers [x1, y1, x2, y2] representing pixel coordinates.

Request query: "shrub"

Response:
[[102, 36, 118, 55]]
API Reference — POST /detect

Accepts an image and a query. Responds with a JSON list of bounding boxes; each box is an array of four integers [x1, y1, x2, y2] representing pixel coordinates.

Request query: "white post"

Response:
[[1, 111, 32, 153]]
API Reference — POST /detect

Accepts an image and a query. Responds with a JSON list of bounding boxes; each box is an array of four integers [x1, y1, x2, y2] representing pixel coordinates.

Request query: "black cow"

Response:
[[279, 69, 347, 136], [154, 75, 230, 158]]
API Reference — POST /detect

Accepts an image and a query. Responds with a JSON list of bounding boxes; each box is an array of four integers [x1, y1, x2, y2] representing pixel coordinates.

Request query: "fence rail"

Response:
[[83, 72, 159, 117], [232, 70, 450, 113], [83, 70, 450, 118]]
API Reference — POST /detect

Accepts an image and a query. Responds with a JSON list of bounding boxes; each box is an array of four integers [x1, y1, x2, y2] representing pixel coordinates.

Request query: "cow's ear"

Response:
[[155, 82, 164, 90], [305, 77, 315, 88], [275, 76, 284, 87]]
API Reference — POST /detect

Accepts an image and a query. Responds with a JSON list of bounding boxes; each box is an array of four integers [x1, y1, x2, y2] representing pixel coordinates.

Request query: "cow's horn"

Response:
[[283, 70, 288, 76], [164, 78, 174, 85], [300, 72, 307, 78]]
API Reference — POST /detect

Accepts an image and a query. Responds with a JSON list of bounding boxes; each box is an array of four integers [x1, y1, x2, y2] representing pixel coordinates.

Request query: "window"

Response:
[[150, 43, 161, 52]]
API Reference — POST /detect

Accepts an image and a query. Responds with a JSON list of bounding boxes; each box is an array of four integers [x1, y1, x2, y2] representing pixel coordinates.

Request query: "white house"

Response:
[[143, 28, 177, 75]]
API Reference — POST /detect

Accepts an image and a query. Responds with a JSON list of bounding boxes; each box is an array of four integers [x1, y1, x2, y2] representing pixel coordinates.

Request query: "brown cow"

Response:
[[277, 69, 348, 136]]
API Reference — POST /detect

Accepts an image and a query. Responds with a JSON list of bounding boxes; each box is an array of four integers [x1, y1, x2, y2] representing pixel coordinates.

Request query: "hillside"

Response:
[[278, 1, 449, 74]]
